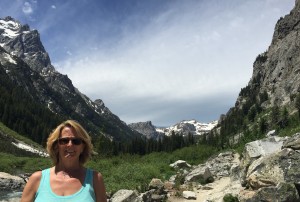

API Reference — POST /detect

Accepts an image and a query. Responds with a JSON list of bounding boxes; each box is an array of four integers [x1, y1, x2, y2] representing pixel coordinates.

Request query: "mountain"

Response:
[[0, 16, 141, 142], [159, 119, 218, 136], [129, 119, 218, 138], [156, 120, 218, 136], [235, 0, 300, 112], [214, 0, 300, 147], [128, 121, 164, 140]]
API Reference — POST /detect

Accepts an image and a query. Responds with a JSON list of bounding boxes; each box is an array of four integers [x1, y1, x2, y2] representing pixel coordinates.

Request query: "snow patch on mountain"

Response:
[[3, 53, 17, 64], [157, 119, 218, 136], [11, 142, 49, 157], [0, 20, 20, 38]]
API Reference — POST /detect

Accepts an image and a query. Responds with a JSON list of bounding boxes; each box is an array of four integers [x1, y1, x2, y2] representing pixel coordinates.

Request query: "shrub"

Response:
[[223, 193, 239, 202]]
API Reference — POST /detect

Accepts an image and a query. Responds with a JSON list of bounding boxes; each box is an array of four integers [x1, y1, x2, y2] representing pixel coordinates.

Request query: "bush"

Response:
[[223, 193, 239, 202]]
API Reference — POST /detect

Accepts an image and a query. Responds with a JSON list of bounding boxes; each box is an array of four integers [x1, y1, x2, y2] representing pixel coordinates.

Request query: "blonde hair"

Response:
[[46, 120, 94, 165]]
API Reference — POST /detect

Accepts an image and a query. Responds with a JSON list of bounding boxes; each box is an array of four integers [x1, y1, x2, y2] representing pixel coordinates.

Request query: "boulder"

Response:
[[238, 133, 300, 201], [139, 189, 154, 202], [0, 172, 25, 191], [205, 151, 239, 179], [149, 178, 164, 190], [239, 136, 287, 186], [150, 194, 167, 202], [170, 160, 191, 170], [182, 191, 197, 200], [110, 189, 141, 202], [184, 166, 212, 184], [239, 183, 299, 202], [282, 132, 300, 150], [266, 130, 276, 137], [148, 178, 166, 195], [243, 136, 286, 159], [245, 146, 300, 190]]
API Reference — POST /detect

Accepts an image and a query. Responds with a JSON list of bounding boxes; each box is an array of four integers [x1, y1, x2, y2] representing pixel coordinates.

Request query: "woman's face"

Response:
[[57, 126, 85, 161]]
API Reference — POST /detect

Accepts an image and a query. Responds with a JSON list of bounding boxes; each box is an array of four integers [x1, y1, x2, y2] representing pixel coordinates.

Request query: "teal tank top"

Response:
[[34, 168, 96, 202]]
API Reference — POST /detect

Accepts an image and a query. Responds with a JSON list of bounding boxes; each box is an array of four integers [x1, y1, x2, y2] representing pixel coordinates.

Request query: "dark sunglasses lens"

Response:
[[58, 138, 69, 145], [58, 138, 82, 145], [72, 139, 82, 145]]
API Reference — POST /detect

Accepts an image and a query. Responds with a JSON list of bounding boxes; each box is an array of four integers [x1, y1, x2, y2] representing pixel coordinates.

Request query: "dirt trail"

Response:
[[168, 177, 242, 202]]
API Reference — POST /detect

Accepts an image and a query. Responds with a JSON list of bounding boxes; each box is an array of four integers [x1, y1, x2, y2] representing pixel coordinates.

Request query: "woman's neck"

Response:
[[56, 161, 82, 172]]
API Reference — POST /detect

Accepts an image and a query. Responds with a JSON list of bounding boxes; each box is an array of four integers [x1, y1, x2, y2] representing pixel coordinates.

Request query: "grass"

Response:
[[0, 144, 219, 194], [0, 122, 45, 150], [0, 153, 51, 174]]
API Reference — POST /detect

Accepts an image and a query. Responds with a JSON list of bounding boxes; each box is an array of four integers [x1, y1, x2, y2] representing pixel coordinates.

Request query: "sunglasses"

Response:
[[58, 138, 83, 145]]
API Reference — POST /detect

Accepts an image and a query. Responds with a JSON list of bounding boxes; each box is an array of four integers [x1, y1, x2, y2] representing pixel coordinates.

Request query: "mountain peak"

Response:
[[158, 119, 218, 136], [129, 119, 218, 139], [0, 16, 30, 39], [0, 16, 142, 142], [0, 16, 52, 73]]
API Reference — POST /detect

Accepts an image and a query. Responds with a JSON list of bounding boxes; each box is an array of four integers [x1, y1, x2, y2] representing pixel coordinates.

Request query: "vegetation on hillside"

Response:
[[0, 143, 218, 194], [203, 77, 300, 153]]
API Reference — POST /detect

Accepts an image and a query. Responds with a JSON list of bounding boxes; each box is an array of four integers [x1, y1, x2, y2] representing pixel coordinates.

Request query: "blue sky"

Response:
[[0, 0, 295, 126]]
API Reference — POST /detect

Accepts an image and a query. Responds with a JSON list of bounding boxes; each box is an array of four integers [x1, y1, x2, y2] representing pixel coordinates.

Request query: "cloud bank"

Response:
[[0, 0, 295, 126]]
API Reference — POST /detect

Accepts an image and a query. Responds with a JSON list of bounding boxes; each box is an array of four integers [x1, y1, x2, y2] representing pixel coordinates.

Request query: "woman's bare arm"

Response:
[[93, 171, 107, 202], [20, 171, 42, 202]]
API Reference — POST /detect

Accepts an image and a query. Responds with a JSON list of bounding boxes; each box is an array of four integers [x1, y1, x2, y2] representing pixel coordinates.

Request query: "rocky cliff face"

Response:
[[236, 0, 300, 111], [0, 16, 141, 141], [128, 121, 165, 140]]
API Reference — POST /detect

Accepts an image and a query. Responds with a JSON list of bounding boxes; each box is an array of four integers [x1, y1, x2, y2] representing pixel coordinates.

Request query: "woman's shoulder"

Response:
[[28, 170, 43, 183], [29, 167, 52, 182], [91, 169, 103, 180]]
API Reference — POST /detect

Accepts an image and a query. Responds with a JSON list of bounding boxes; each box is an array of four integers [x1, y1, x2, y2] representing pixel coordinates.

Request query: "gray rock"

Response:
[[266, 130, 276, 137], [151, 194, 167, 202], [182, 191, 197, 200], [170, 160, 191, 170], [110, 189, 141, 202], [239, 182, 299, 202], [282, 132, 300, 150], [185, 166, 212, 184], [205, 151, 238, 179], [239, 136, 287, 186], [0, 172, 25, 191], [148, 178, 164, 190]]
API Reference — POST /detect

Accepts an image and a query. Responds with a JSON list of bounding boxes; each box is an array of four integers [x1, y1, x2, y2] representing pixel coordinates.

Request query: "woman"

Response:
[[21, 120, 107, 202]]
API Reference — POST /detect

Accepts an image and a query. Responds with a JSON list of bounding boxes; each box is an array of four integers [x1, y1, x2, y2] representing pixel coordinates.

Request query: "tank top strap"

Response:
[[85, 168, 94, 186], [36, 168, 51, 196]]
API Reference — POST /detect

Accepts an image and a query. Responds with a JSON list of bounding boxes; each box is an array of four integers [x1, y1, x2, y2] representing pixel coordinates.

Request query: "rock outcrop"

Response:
[[235, 0, 300, 112], [128, 121, 164, 140], [0, 172, 25, 191], [239, 133, 300, 201]]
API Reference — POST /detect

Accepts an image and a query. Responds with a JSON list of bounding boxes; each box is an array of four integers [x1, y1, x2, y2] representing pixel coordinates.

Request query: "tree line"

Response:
[[93, 132, 196, 157]]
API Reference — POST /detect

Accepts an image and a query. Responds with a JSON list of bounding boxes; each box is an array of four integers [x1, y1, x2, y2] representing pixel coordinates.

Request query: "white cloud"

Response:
[[56, 0, 294, 125], [51, 5, 56, 9], [22, 0, 38, 21], [22, 2, 33, 15], [66, 51, 72, 56]]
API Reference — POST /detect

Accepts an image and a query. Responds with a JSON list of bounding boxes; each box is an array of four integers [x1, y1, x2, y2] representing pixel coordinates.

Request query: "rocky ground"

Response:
[[168, 152, 242, 202], [168, 176, 242, 202]]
